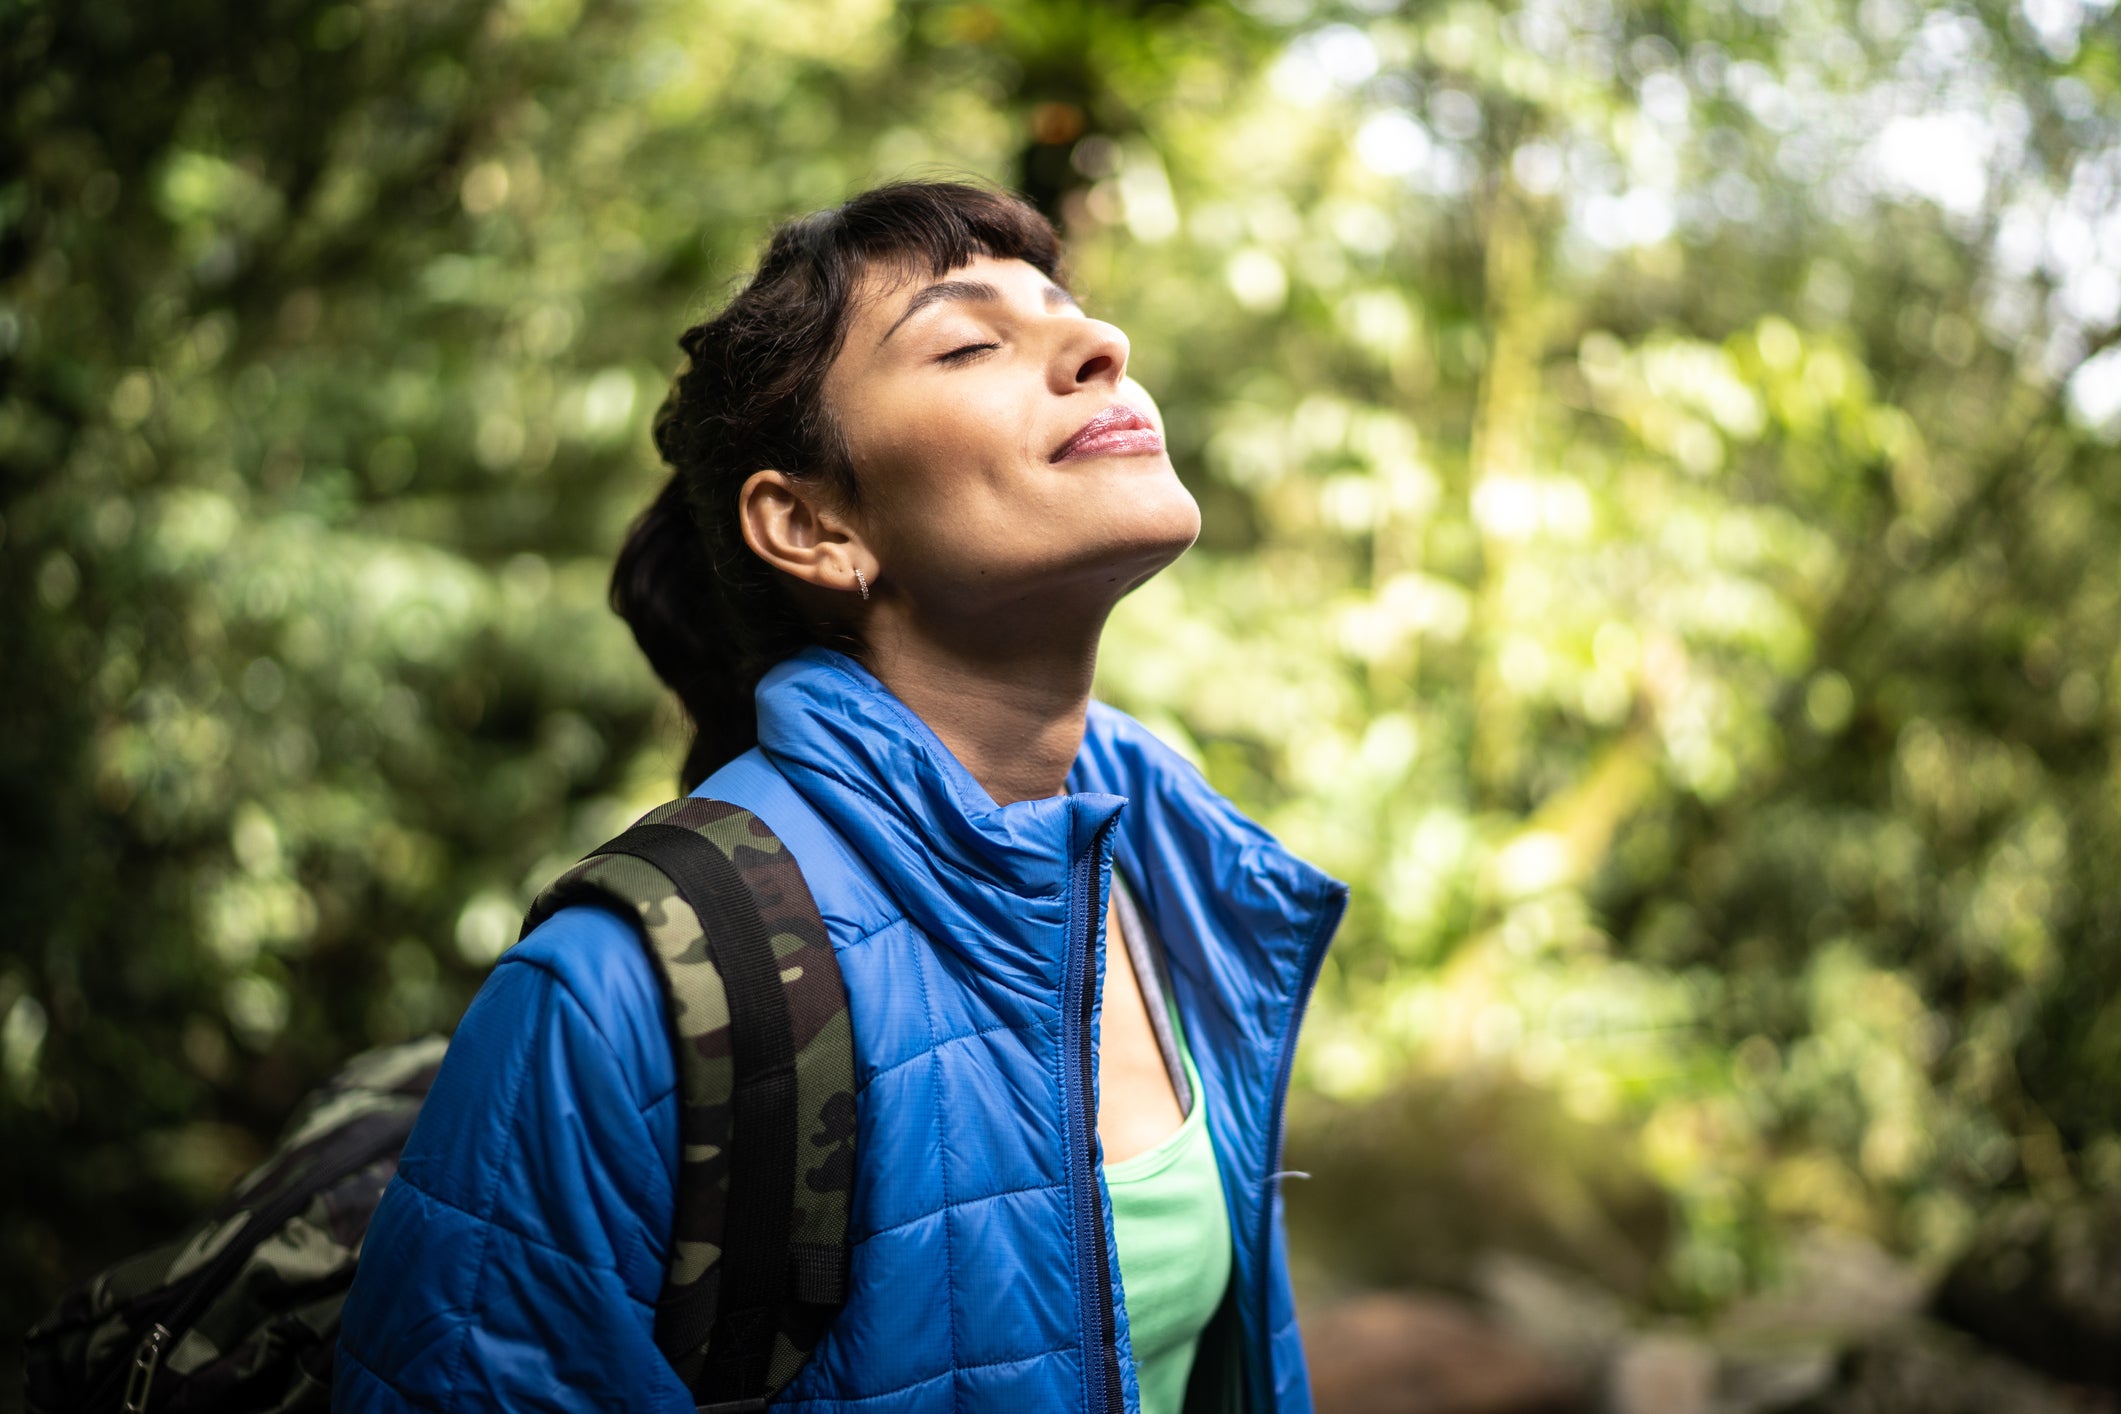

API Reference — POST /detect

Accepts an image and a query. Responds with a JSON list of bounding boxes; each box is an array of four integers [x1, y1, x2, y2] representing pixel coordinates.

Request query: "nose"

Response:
[[1051, 317, 1130, 394]]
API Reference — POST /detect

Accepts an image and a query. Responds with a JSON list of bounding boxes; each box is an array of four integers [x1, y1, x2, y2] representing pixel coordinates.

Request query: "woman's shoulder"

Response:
[[498, 902, 676, 1110], [385, 903, 680, 1256], [339, 903, 688, 1411]]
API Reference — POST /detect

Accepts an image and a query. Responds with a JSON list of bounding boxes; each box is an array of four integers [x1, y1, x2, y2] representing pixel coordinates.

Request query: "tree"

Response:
[[5, 0, 2119, 1357]]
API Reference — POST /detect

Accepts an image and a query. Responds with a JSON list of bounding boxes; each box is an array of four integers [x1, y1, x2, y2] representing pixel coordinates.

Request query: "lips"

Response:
[[1050, 404, 1164, 463]]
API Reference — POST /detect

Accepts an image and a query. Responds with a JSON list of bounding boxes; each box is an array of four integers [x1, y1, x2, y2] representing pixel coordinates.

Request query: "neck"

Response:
[[860, 605, 1105, 807]]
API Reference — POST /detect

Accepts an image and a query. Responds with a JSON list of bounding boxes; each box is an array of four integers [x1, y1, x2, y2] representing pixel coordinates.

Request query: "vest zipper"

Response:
[[1248, 894, 1346, 1407], [1064, 818, 1124, 1414]]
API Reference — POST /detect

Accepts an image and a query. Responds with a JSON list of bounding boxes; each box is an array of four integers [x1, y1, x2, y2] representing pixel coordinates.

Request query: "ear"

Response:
[[737, 470, 874, 600]]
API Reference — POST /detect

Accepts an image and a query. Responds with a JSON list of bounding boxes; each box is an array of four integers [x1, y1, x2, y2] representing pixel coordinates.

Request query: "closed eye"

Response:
[[938, 342, 999, 365]]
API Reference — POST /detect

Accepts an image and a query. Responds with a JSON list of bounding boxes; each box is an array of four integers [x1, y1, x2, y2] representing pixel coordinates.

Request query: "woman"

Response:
[[336, 181, 1345, 1413]]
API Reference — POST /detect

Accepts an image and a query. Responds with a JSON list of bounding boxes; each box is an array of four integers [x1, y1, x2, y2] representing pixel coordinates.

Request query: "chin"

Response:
[[1092, 485, 1202, 586], [1135, 471, 1204, 548]]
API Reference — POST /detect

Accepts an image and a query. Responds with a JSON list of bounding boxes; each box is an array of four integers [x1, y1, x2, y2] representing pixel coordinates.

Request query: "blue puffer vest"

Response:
[[335, 648, 1345, 1412]]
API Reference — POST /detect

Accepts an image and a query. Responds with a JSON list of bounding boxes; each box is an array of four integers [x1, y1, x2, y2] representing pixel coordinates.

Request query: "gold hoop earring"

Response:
[[854, 566, 871, 601]]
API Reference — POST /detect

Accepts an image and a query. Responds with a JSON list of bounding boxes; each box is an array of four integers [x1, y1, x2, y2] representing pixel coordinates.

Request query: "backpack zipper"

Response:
[[95, 1107, 418, 1412], [1063, 818, 1124, 1414], [120, 1323, 170, 1413]]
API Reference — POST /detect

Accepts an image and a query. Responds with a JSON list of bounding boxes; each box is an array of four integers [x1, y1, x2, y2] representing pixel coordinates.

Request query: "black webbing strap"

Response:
[[590, 822, 800, 1408], [786, 1242, 847, 1305]]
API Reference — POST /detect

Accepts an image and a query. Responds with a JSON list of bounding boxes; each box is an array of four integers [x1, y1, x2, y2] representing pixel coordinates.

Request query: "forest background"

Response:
[[6, 0, 2121, 1406]]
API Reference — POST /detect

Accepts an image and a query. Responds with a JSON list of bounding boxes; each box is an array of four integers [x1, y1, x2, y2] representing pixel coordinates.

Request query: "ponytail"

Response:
[[609, 476, 757, 793]]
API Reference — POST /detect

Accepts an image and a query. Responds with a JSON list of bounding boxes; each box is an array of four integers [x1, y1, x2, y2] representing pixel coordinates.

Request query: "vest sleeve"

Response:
[[333, 906, 692, 1414]]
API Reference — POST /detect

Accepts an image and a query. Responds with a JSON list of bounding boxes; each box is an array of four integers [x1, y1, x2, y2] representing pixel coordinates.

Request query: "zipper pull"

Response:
[[122, 1323, 171, 1414]]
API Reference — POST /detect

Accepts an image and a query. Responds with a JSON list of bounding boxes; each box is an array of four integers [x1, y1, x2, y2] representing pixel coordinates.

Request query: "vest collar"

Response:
[[754, 647, 1121, 992], [752, 646, 1345, 1011]]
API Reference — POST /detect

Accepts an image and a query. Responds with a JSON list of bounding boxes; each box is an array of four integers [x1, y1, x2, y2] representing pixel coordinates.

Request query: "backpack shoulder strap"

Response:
[[523, 796, 855, 1412]]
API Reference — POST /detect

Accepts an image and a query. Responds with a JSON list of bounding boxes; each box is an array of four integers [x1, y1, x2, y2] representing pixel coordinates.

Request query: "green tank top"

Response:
[[1105, 1012, 1231, 1414]]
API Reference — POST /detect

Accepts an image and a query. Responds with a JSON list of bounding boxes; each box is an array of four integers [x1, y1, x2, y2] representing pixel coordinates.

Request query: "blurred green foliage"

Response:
[[5, 0, 2120, 1357]]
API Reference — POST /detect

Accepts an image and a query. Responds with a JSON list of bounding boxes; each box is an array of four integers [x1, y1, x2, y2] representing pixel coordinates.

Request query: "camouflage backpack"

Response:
[[25, 797, 856, 1414]]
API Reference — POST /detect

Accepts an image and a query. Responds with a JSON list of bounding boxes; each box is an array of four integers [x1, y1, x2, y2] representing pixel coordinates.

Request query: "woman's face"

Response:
[[820, 253, 1201, 623]]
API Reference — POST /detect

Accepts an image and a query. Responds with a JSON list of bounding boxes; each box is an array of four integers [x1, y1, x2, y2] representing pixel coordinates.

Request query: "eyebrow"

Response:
[[877, 278, 1080, 347]]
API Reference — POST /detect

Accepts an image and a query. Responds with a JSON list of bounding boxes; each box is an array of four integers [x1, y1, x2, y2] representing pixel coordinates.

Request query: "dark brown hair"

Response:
[[613, 181, 1063, 791]]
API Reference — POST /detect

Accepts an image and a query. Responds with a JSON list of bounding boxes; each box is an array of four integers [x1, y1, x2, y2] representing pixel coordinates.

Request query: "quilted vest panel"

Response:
[[687, 650, 1347, 1412]]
